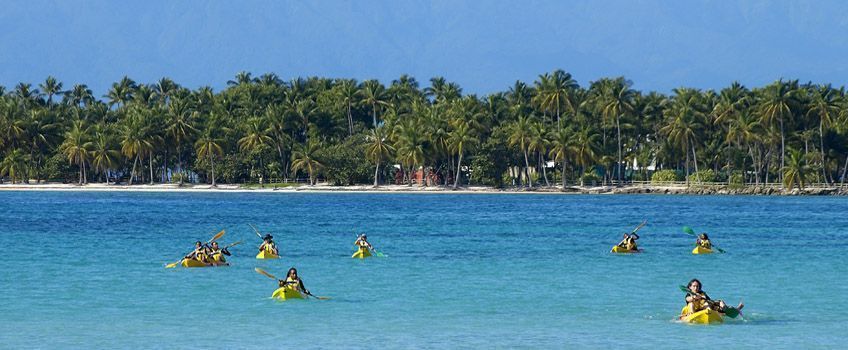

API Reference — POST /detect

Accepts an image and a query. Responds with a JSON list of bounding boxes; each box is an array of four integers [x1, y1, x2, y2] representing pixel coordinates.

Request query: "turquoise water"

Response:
[[1, 192, 846, 349]]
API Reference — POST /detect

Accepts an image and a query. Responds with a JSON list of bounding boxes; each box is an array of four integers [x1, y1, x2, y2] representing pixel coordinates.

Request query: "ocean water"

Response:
[[1, 192, 846, 349]]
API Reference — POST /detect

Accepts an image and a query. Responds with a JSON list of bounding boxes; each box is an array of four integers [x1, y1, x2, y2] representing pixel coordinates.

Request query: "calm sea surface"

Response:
[[1, 192, 846, 349]]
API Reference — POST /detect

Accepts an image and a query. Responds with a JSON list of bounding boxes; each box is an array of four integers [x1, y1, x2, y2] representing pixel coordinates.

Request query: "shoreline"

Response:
[[0, 182, 846, 195]]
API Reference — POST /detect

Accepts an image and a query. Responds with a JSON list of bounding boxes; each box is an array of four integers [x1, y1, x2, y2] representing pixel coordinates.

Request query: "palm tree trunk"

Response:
[[149, 153, 154, 185], [685, 144, 690, 187], [561, 159, 567, 190], [372, 102, 377, 127], [78, 159, 83, 185], [210, 153, 216, 186], [374, 158, 380, 187], [780, 117, 785, 183], [692, 144, 700, 183], [347, 101, 353, 136], [820, 122, 828, 185], [453, 152, 463, 189], [540, 153, 549, 186], [616, 116, 622, 186], [130, 155, 138, 185], [840, 153, 848, 187], [523, 148, 533, 188]]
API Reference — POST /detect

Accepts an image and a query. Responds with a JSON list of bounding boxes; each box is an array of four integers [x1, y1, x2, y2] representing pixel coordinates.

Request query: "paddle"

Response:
[[255, 267, 279, 280], [165, 230, 226, 268], [255, 268, 330, 300], [632, 220, 647, 234], [682, 227, 726, 253], [678, 285, 741, 318], [248, 224, 263, 240]]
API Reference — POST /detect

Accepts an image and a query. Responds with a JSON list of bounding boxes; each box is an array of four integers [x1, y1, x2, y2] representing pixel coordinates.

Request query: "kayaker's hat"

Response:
[[263, 234, 273, 240]]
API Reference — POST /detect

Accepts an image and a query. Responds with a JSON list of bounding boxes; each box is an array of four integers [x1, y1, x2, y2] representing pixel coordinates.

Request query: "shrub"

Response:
[[651, 169, 680, 183], [687, 169, 716, 183], [581, 171, 602, 186]]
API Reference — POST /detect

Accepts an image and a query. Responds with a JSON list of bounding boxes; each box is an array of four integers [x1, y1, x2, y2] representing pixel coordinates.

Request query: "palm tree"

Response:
[[333, 79, 360, 136], [89, 128, 121, 184], [805, 85, 839, 184], [120, 110, 156, 185], [0, 149, 29, 183], [758, 80, 799, 181], [535, 69, 578, 127], [508, 115, 534, 187], [238, 117, 273, 182], [106, 76, 137, 108], [165, 98, 198, 183], [60, 121, 93, 184], [783, 148, 807, 190], [365, 126, 394, 186], [360, 80, 390, 127], [661, 89, 705, 185], [291, 140, 324, 185], [195, 128, 224, 186], [548, 127, 573, 190], [39, 76, 63, 107], [594, 77, 635, 184], [572, 125, 600, 186], [528, 122, 551, 186], [447, 120, 478, 188]]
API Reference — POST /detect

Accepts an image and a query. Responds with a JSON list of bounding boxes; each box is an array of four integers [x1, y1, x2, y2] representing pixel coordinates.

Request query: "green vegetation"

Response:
[[1, 72, 848, 188]]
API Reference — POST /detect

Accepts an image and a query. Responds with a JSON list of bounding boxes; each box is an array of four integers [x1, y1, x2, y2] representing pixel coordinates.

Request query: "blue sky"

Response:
[[2, 0, 848, 96]]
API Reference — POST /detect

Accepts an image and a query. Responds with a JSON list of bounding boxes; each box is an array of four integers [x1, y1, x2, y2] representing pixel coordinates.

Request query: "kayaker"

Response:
[[354, 233, 374, 252], [209, 241, 231, 265], [185, 241, 209, 263], [616, 232, 639, 251], [279, 267, 310, 296], [259, 234, 279, 256], [682, 279, 743, 316], [696, 233, 712, 250]]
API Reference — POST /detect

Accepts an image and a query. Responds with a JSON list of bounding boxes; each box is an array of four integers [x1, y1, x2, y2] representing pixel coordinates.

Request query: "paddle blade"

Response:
[[724, 307, 740, 318], [208, 230, 226, 243], [226, 241, 243, 248], [679, 285, 690, 293], [715, 246, 726, 253], [165, 263, 178, 268], [682, 226, 696, 236], [254, 267, 278, 280]]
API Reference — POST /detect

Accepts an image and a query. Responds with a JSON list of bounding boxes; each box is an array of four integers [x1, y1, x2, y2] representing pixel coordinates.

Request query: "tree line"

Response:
[[1, 71, 847, 189]]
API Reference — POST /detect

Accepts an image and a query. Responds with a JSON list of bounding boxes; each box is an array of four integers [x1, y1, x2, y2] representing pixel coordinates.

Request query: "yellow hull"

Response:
[[181, 258, 211, 268], [692, 246, 713, 255], [611, 245, 639, 254], [256, 250, 279, 259], [272, 287, 305, 300], [352, 248, 372, 259], [679, 306, 724, 324]]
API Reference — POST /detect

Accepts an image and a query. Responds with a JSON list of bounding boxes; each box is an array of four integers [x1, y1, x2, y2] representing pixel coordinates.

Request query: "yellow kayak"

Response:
[[272, 287, 305, 300], [352, 247, 372, 259], [679, 306, 724, 324], [611, 245, 639, 253], [256, 250, 279, 259], [692, 246, 713, 255], [181, 258, 211, 268]]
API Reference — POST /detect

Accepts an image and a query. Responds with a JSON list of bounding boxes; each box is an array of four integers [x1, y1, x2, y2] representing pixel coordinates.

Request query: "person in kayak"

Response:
[[354, 233, 374, 252], [616, 232, 639, 251], [259, 234, 278, 256], [209, 241, 231, 265], [279, 267, 310, 296], [696, 233, 712, 250], [185, 241, 210, 263], [682, 279, 743, 316]]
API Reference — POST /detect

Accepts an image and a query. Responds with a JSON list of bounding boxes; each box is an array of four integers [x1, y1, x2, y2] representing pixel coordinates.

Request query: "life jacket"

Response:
[[699, 240, 712, 249]]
